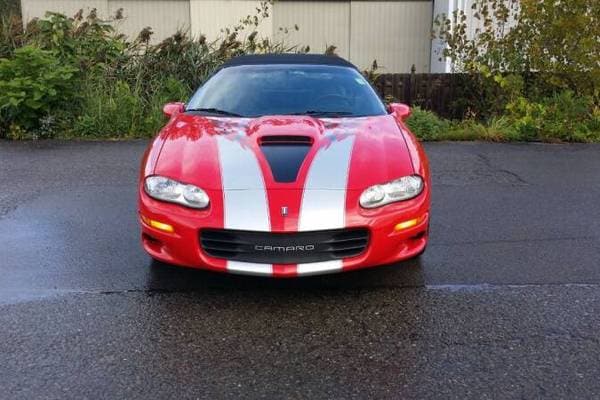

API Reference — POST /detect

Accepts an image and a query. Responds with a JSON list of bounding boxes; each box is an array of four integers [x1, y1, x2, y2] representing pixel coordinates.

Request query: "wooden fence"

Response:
[[373, 72, 502, 119]]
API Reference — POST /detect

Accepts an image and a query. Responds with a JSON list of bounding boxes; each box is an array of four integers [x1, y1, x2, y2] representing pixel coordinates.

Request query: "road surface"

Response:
[[1, 141, 599, 399]]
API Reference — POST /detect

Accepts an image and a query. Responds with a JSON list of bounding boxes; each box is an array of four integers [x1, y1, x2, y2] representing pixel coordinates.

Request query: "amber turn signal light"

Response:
[[140, 215, 175, 233]]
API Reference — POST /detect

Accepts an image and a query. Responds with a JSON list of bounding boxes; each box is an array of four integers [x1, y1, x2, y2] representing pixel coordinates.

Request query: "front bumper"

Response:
[[139, 188, 430, 277]]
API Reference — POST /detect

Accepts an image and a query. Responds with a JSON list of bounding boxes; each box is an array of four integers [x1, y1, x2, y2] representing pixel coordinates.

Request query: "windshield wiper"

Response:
[[186, 108, 244, 117], [289, 110, 355, 117]]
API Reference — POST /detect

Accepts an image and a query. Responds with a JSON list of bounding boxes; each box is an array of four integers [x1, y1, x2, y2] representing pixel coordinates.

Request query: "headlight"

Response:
[[144, 176, 210, 209], [359, 175, 424, 208]]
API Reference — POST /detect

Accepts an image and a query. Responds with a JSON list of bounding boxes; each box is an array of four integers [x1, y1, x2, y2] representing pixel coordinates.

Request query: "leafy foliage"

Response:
[[0, 2, 311, 138], [406, 96, 599, 143], [506, 92, 600, 142], [0, 1, 597, 142], [0, 46, 77, 136], [29, 11, 128, 73], [433, 0, 599, 98], [405, 107, 451, 141], [429, 0, 598, 141]]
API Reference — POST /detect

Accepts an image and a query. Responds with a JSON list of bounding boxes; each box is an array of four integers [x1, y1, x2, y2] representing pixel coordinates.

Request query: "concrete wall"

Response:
[[20, 0, 435, 72]]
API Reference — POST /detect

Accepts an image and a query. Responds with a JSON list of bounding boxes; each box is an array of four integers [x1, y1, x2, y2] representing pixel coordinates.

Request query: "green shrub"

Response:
[[1, 6, 597, 142], [0, 45, 78, 137], [506, 91, 599, 142], [31, 12, 127, 74], [1, 4, 306, 138], [434, 0, 599, 98], [406, 107, 451, 140]]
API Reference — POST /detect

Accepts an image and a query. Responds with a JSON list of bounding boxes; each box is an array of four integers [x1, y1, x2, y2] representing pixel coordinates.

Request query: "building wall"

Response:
[[349, 1, 432, 73], [273, 1, 351, 58], [110, 0, 190, 42], [189, 0, 272, 42], [273, 1, 432, 72], [20, 0, 435, 72], [21, 0, 109, 22], [20, 0, 190, 42]]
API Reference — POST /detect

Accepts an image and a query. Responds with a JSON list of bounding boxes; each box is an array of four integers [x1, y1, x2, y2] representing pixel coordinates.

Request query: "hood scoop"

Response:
[[260, 135, 313, 145], [259, 136, 313, 183]]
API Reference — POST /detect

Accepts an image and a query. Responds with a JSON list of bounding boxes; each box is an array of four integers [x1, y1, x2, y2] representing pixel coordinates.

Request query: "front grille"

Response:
[[200, 228, 369, 264]]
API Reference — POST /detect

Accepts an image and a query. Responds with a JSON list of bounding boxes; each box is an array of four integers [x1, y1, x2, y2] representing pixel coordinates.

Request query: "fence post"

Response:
[[408, 64, 417, 106]]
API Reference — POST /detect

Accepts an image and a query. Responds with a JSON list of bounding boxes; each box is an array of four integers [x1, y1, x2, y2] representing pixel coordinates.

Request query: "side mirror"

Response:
[[163, 102, 185, 118], [388, 103, 411, 120]]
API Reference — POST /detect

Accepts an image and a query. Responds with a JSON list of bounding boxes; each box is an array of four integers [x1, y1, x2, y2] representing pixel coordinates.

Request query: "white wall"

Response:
[[20, 0, 190, 43], [110, 0, 190, 41], [349, 1, 433, 73], [273, 1, 433, 72], [273, 1, 351, 57], [189, 0, 272, 42], [21, 0, 109, 22], [20, 0, 436, 72]]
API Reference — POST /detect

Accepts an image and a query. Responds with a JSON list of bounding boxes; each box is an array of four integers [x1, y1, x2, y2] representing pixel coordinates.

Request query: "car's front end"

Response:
[[138, 55, 430, 277], [139, 116, 429, 277]]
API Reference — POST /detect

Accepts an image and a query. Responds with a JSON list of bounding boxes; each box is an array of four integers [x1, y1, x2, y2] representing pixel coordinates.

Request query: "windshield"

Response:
[[186, 64, 387, 118]]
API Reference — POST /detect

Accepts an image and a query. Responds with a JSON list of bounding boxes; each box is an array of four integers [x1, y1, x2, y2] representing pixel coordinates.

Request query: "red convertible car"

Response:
[[139, 54, 430, 277]]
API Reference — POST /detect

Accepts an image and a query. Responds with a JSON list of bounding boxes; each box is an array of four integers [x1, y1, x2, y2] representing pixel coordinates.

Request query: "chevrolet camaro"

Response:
[[139, 54, 430, 277]]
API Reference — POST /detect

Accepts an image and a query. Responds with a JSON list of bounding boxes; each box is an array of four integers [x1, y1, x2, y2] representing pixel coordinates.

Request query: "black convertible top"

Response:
[[220, 54, 358, 70]]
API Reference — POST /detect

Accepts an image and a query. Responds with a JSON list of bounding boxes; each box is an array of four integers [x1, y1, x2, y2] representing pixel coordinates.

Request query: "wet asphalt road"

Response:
[[1, 140, 599, 399]]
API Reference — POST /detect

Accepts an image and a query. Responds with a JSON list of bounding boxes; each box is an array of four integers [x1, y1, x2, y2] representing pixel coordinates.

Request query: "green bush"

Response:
[[506, 92, 599, 142], [30, 12, 127, 74], [434, 0, 599, 99], [0, 45, 78, 138], [406, 100, 598, 143], [405, 107, 451, 140], [0, 4, 306, 139], [0, 6, 597, 142]]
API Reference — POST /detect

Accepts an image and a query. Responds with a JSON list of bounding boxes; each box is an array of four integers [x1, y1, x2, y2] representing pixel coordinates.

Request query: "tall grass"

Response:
[[0, 0, 23, 58]]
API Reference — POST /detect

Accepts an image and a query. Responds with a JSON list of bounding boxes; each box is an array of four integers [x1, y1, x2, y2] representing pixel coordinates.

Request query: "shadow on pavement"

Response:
[[145, 257, 426, 295]]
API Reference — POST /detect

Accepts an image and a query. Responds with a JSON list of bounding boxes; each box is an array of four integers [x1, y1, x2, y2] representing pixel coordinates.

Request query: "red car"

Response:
[[139, 54, 430, 277]]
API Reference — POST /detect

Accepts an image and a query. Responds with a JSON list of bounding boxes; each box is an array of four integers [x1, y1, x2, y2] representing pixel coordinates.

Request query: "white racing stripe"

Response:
[[227, 261, 273, 276], [216, 134, 270, 232], [297, 260, 343, 276], [298, 135, 355, 231], [216, 134, 272, 274]]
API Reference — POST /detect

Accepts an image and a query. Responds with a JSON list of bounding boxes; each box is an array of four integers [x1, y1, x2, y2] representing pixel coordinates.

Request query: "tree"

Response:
[[434, 0, 599, 98]]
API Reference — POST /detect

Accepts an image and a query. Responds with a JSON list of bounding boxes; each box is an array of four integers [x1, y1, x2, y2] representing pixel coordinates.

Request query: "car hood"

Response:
[[153, 114, 415, 191]]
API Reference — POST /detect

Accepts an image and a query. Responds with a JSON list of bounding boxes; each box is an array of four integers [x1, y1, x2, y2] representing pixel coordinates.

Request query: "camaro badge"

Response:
[[281, 206, 288, 216]]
